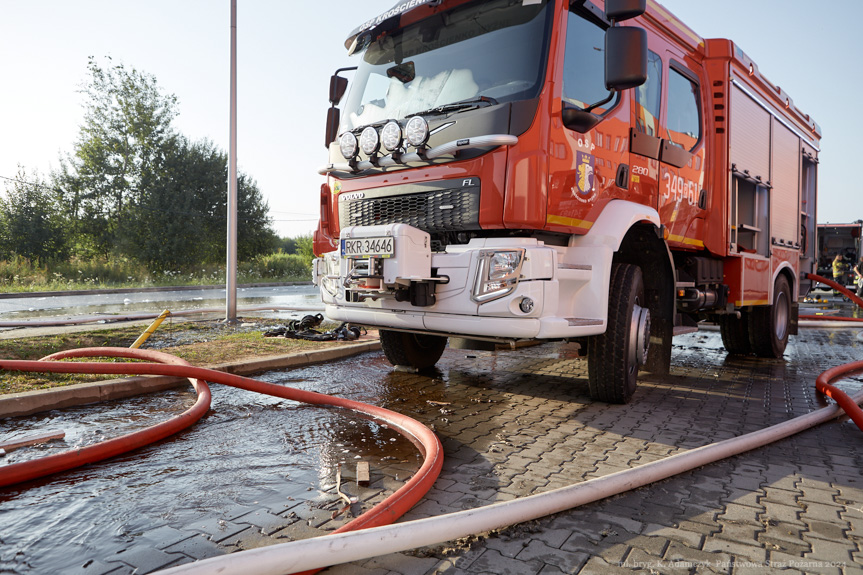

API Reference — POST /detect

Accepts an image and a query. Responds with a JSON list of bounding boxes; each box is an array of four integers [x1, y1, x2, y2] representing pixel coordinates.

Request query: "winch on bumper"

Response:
[[312, 223, 608, 340]]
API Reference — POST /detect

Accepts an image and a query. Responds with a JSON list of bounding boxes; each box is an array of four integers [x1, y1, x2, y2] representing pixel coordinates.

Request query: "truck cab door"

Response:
[[629, 49, 663, 214], [656, 61, 706, 250], [546, 5, 631, 234], [630, 51, 707, 250]]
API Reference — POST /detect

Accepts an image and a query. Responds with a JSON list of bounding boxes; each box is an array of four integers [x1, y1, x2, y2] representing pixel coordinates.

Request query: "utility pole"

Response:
[[226, 0, 238, 322]]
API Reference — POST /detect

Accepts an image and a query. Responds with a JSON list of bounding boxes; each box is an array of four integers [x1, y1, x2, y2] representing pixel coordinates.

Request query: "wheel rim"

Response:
[[628, 301, 651, 372], [774, 289, 789, 341]]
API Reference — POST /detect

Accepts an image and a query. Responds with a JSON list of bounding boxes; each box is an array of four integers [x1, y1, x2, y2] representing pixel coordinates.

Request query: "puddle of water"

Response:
[[0, 286, 321, 321], [0, 353, 423, 574]]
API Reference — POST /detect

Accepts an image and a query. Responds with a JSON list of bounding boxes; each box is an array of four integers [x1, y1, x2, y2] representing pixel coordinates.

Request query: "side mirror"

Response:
[[325, 107, 340, 148], [605, 0, 646, 22], [605, 26, 647, 91], [561, 102, 602, 134], [329, 75, 349, 105]]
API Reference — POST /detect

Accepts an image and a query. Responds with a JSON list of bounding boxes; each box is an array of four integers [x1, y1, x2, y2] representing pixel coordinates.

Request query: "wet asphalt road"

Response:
[[0, 284, 321, 322]]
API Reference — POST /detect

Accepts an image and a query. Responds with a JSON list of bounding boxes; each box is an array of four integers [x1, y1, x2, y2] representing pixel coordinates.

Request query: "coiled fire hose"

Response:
[[0, 347, 444, 559], [1, 273, 861, 573], [164, 363, 863, 575], [158, 274, 863, 573], [0, 349, 210, 487], [802, 273, 863, 431]]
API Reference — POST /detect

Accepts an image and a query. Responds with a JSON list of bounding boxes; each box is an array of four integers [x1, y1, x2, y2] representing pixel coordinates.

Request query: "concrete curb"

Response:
[[0, 340, 382, 418], [0, 281, 312, 300]]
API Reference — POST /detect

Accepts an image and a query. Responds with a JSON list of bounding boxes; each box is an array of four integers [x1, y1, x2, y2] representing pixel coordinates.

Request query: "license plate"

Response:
[[341, 236, 394, 258]]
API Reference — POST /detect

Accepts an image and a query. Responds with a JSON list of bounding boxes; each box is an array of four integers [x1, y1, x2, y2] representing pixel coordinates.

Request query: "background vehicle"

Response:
[[313, 0, 820, 403], [816, 221, 862, 289]]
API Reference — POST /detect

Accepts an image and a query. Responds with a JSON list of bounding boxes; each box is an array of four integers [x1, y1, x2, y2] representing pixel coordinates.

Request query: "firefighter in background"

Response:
[[833, 254, 847, 281], [833, 253, 848, 293], [854, 256, 863, 298]]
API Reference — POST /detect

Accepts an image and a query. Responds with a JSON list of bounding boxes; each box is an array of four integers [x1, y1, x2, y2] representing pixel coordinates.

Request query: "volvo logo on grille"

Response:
[[339, 192, 365, 202]]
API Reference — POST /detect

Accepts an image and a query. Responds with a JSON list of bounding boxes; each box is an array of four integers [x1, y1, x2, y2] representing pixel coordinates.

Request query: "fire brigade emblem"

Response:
[[575, 151, 595, 199]]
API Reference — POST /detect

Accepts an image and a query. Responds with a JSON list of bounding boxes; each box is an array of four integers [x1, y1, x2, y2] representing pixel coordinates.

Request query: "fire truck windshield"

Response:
[[341, 0, 553, 132]]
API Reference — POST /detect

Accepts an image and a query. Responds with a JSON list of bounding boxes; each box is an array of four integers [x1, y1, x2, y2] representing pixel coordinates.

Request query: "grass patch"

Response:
[[0, 254, 312, 293], [166, 332, 325, 365], [0, 319, 353, 395]]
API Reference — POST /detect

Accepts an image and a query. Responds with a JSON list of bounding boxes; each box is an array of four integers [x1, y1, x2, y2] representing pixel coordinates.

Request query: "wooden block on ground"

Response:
[[356, 461, 370, 486]]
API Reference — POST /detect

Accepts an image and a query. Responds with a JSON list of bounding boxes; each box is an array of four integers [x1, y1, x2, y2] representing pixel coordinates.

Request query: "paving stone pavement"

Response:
[[321, 329, 862, 575], [4, 327, 863, 575]]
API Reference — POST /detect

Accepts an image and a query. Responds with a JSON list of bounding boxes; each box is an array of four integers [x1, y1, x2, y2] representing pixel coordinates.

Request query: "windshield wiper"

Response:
[[407, 96, 499, 118]]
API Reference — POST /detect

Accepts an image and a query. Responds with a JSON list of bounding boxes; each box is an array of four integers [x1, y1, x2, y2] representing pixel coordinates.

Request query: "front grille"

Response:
[[340, 187, 481, 234]]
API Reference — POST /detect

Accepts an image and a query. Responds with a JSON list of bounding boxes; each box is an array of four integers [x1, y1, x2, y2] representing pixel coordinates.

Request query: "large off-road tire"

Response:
[[718, 312, 752, 355], [587, 263, 650, 404], [749, 274, 792, 358], [379, 330, 447, 370]]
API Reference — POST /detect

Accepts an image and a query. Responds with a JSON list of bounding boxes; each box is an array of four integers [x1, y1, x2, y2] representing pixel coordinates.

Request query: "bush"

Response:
[[246, 252, 311, 280], [51, 258, 147, 286], [0, 257, 148, 290], [0, 256, 43, 287], [0, 250, 312, 292]]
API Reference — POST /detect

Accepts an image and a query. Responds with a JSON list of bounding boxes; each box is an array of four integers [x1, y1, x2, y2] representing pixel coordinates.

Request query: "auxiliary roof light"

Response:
[[359, 126, 381, 156], [405, 116, 429, 147], [339, 132, 358, 160], [381, 121, 403, 152]]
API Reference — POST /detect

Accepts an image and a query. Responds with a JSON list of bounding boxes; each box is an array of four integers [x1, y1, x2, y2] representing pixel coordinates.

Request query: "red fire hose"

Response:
[[815, 360, 863, 431], [0, 347, 444, 551], [0, 349, 210, 487], [800, 273, 863, 433], [802, 272, 863, 319]]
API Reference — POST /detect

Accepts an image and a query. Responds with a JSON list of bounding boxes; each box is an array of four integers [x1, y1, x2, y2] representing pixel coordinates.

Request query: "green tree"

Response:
[[121, 138, 276, 267], [277, 236, 298, 254], [0, 169, 68, 261], [54, 57, 277, 268], [56, 56, 178, 257], [295, 233, 315, 263], [237, 174, 278, 261]]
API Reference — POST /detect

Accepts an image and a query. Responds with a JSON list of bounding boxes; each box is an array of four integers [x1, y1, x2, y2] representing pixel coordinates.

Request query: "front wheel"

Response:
[[587, 263, 650, 404], [379, 330, 447, 371], [748, 274, 792, 358]]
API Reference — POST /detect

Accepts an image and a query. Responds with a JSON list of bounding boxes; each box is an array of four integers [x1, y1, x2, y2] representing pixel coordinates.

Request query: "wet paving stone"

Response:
[[2, 326, 862, 573]]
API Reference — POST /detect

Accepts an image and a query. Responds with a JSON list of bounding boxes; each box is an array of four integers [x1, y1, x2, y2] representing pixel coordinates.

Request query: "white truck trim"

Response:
[[314, 200, 662, 341]]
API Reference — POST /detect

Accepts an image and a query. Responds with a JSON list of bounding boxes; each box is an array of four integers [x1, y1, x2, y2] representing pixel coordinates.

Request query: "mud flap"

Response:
[[789, 301, 799, 336], [645, 315, 672, 375], [644, 285, 673, 375]]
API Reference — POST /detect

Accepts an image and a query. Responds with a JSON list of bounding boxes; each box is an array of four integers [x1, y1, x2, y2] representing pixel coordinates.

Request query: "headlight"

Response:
[[489, 251, 522, 281], [405, 116, 429, 147], [339, 132, 358, 160], [472, 249, 525, 303], [381, 121, 403, 151], [359, 126, 380, 156]]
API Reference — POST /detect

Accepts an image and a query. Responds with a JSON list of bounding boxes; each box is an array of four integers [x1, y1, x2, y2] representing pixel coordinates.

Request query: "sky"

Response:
[[1, 0, 862, 240]]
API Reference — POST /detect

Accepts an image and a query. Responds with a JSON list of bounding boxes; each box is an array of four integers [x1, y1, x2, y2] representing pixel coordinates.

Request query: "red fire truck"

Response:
[[313, 0, 820, 403]]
